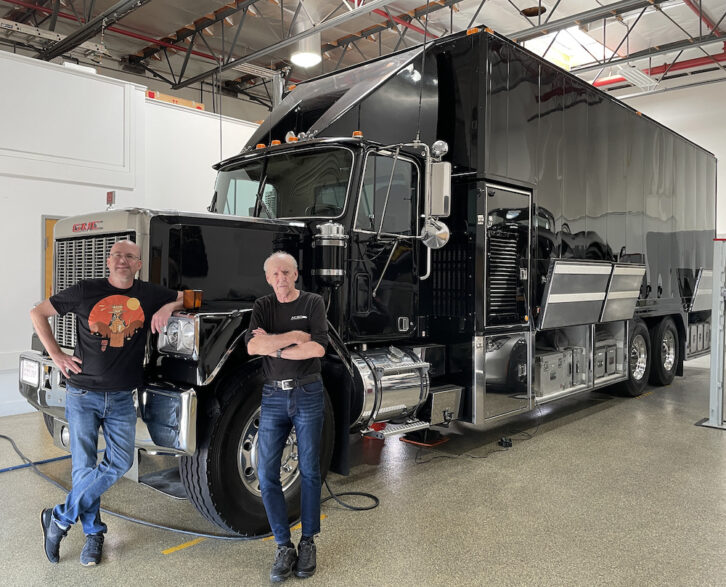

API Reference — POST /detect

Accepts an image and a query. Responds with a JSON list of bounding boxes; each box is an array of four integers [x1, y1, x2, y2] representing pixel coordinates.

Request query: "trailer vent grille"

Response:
[[431, 242, 469, 319], [53, 232, 135, 349], [487, 227, 519, 322]]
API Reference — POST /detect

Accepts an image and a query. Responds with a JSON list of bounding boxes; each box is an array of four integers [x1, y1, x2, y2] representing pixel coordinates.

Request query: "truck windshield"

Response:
[[212, 147, 353, 218]]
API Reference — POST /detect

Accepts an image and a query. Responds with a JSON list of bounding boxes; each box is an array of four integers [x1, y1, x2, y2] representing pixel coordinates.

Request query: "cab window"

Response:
[[356, 153, 418, 235]]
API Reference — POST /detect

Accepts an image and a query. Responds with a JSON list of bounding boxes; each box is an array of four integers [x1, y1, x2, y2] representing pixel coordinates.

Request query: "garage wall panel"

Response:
[[0, 51, 142, 189], [145, 100, 257, 212]]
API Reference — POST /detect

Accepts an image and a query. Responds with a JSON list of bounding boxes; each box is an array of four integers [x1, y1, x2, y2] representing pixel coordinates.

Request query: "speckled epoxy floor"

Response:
[[0, 359, 724, 586]]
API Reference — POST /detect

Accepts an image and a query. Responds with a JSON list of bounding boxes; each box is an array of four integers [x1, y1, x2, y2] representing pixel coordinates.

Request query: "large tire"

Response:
[[649, 317, 678, 386], [179, 369, 335, 536], [43, 413, 55, 437], [620, 319, 651, 397]]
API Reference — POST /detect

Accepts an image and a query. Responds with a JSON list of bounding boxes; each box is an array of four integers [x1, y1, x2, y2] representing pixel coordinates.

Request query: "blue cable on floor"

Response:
[[0, 453, 71, 474]]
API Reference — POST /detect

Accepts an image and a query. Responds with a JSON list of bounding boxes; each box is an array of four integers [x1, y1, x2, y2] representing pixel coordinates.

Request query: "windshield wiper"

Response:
[[254, 177, 274, 218]]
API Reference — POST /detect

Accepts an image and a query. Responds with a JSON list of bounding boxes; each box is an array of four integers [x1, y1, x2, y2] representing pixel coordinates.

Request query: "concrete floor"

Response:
[[0, 359, 724, 586]]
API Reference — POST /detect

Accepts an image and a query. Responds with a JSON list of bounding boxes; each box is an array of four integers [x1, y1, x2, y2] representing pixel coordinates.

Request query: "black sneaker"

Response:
[[270, 545, 297, 583], [80, 533, 104, 566], [295, 538, 316, 579], [40, 508, 67, 564]]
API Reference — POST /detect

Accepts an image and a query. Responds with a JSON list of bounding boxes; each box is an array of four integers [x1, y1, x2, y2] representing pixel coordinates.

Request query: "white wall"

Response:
[[0, 51, 256, 416], [623, 82, 725, 236], [145, 100, 256, 213]]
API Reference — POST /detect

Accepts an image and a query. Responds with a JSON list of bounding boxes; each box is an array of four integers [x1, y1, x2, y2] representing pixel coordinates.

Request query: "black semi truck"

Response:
[[19, 26, 716, 536]]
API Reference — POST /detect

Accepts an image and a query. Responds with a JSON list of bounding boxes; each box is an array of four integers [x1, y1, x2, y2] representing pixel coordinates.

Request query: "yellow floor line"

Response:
[[162, 537, 206, 555], [262, 514, 327, 542]]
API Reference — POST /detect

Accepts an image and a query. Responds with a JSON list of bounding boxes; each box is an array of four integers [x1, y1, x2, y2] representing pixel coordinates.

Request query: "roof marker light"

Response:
[[270, 140, 281, 146], [352, 130, 363, 138], [467, 27, 480, 35], [255, 143, 265, 149]]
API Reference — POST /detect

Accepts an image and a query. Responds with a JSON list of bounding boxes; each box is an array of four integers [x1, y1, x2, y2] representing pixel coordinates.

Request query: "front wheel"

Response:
[[649, 317, 679, 386], [620, 319, 651, 397], [180, 370, 335, 535]]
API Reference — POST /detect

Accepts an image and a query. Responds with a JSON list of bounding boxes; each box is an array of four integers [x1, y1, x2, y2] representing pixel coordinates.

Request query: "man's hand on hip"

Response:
[[51, 351, 82, 376]]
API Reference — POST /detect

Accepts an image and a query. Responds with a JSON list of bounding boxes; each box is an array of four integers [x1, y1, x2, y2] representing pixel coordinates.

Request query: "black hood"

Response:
[[149, 213, 309, 310]]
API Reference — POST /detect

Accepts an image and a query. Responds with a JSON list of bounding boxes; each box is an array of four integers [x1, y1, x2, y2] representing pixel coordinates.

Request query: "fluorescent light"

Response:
[[617, 65, 656, 89]]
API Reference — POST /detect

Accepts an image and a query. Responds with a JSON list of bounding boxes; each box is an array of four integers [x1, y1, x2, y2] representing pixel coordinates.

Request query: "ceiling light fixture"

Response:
[[291, 32, 321, 68], [617, 64, 656, 90]]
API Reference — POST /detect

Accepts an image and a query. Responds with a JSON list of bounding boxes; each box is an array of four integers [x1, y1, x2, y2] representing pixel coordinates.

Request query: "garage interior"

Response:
[[1, 0, 725, 584]]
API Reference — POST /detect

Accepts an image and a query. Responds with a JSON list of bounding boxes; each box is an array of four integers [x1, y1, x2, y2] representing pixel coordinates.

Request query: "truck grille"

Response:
[[487, 227, 520, 323], [54, 232, 135, 348]]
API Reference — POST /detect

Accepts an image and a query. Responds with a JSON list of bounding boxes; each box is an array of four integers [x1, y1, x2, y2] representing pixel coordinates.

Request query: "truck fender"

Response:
[[196, 310, 253, 386]]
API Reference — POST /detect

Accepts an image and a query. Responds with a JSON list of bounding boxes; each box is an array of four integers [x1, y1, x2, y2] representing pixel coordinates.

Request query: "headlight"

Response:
[[158, 316, 197, 358], [20, 358, 40, 386], [180, 321, 195, 351], [167, 321, 179, 346]]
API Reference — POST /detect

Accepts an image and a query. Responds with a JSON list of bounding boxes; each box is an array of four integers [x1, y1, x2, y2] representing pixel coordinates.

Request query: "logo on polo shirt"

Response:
[[290, 315, 307, 320]]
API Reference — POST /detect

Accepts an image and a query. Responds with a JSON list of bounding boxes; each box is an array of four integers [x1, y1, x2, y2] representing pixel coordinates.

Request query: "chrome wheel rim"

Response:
[[236, 407, 299, 496], [630, 334, 648, 381], [661, 329, 676, 372]]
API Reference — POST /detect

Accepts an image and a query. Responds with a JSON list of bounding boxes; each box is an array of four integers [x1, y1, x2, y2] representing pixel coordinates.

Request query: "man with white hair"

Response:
[[245, 251, 328, 582], [30, 239, 182, 566]]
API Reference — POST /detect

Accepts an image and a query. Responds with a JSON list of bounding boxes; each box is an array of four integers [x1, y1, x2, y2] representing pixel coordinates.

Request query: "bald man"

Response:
[[30, 240, 182, 566]]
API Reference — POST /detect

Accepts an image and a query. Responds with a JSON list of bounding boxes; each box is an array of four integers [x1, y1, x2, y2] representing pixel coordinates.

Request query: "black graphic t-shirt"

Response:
[[50, 278, 177, 392], [244, 291, 328, 381]]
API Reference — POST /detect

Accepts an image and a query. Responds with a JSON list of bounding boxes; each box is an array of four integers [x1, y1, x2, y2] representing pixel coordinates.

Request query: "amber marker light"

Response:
[[183, 289, 203, 310], [352, 130, 363, 138], [467, 27, 480, 35], [255, 143, 265, 149], [288, 84, 297, 91], [270, 140, 281, 146]]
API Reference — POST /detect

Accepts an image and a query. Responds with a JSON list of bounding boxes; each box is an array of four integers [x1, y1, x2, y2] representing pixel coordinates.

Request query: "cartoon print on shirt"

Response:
[[88, 295, 145, 351]]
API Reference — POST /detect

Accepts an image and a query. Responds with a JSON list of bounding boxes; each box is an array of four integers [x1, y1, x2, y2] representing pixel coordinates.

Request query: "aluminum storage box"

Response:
[[534, 350, 571, 397], [697, 323, 704, 351], [594, 349, 606, 378], [569, 346, 588, 386], [690, 324, 698, 353], [606, 346, 617, 374], [704, 322, 711, 350]]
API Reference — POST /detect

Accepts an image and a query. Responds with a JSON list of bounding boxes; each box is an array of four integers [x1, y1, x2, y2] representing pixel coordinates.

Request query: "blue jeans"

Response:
[[257, 380, 324, 545], [53, 386, 136, 535]]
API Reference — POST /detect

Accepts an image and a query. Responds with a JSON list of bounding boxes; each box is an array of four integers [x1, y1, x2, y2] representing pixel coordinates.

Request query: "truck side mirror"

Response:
[[426, 161, 451, 218]]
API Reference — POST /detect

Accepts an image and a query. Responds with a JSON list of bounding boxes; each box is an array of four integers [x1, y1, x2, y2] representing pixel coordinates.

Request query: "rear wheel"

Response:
[[649, 317, 678, 386], [180, 369, 335, 536], [620, 319, 650, 397]]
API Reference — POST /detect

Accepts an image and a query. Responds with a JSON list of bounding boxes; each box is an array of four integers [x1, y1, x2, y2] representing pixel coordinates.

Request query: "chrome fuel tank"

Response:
[[351, 346, 430, 428]]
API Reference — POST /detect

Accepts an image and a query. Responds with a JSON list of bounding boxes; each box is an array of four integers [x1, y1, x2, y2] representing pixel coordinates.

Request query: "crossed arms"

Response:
[[246, 328, 325, 360]]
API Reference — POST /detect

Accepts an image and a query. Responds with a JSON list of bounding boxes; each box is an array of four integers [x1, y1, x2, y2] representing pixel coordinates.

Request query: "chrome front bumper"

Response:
[[19, 351, 197, 455]]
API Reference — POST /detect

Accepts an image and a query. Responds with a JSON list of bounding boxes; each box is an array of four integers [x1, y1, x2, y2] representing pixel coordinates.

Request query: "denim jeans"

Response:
[[257, 380, 324, 545], [53, 385, 136, 535]]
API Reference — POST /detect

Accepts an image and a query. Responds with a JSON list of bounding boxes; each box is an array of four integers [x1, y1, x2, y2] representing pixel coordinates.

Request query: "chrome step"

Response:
[[362, 419, 431, 440]]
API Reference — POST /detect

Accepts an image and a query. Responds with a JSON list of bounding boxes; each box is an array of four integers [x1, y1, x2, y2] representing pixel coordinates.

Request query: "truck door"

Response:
[[348, 151, 420, 340], [480, 182, 532, 421]]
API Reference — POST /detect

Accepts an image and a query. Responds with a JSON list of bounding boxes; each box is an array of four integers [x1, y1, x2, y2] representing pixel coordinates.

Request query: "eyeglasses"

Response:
[[109, 252, 141, 262]]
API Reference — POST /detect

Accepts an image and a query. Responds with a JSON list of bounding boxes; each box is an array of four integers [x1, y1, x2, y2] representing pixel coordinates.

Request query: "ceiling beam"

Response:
[[37, 0, 150, 61], [172, 0, 401, 89], [571, 34, 724, 75], [509, 0, 671, 43], [129, 0, 260, 63]]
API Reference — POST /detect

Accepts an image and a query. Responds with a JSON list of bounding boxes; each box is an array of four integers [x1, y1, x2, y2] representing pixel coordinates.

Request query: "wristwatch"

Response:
[[276, 349, 282, 359]]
